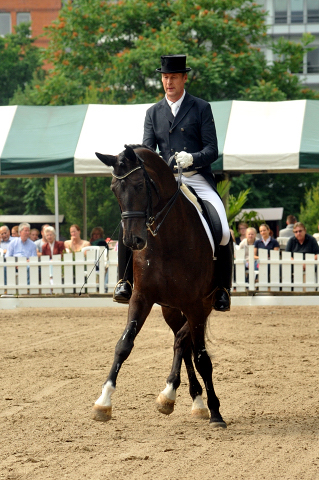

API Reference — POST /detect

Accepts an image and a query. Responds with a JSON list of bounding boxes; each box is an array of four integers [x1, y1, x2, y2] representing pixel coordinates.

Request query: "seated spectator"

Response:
[[6, 223, 37, 258], [89, 226, 108, 247], [235, 222, 248, 245], [64, 224, 90, 253], [34, 224, 50, 255], [254, 223, 279, 263], [279, 215, 297, 238], [41, 226, 65, 258], [11, 225, 19, 237], [239, 227, 257, 268], [0, 225, 12, 254], [286, 222, 319, 266], [30, 228, 40, 241], [312, 223, 319, 243]]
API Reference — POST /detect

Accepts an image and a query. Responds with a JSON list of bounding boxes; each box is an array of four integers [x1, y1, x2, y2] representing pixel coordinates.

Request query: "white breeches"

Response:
[[180, 174, 230, 246]]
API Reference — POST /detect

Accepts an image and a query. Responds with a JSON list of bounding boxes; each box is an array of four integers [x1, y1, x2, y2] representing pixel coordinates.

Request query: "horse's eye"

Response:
[[135, 183, 144, 193]]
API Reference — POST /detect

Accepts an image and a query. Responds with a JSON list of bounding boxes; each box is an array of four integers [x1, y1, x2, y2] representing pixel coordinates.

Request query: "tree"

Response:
[[0, 23, 43, 106], [229, 172, 319, 226], [22, 0, 318, 106], [299, 182, 319, 234]]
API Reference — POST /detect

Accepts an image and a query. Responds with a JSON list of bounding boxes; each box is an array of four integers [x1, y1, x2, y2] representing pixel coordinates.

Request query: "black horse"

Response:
[[93, 145, 226, 427]]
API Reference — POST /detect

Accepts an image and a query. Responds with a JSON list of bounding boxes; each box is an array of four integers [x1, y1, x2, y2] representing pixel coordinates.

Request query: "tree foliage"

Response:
[[230, 172, 319, 228], [299, 182, 319, 234], [22, 0, 318, 106], [0, 23, 43, 106]]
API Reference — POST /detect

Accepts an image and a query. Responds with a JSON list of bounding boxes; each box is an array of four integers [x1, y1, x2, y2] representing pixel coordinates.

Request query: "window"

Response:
[[17, 12, 31, 25], [291, 0, 304, 22], [307, 48, 319, 73], [274, 0, 288, 23], [0, 13, 11, 36], [307, 0, 319, 22]]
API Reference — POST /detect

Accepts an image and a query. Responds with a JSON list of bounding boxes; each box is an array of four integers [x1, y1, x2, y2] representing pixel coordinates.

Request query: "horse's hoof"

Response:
[[156, 393, 175, 415], [191, 408, 210, 420], [92, 405, 112, 422], [210, 416, 227, 428]]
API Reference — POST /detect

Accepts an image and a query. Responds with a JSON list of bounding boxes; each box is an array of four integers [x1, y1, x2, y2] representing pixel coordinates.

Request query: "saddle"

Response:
[[182, 184, 223, 254]]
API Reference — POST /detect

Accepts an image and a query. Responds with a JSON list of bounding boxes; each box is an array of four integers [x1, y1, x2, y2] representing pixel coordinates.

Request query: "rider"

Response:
[[114, 54, 233, 311]]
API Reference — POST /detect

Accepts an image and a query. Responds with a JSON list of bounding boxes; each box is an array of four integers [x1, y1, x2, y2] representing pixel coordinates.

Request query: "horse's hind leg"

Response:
[[158, 307, 209, 418], [92, 298, 152, 422], [188, 312, 226, 428]]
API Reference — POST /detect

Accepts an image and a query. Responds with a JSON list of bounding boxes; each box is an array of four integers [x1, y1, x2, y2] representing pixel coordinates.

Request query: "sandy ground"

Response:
[[0, 305, 319, 480]]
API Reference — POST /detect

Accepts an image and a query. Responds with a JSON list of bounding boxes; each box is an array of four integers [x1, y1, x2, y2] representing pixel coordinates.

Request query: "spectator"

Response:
[[64, 224, 90, 253], [11, 225, 19, 237], [89, 226, 108, 247], [30, 228, 40, 241], [239, 227, 257, 268], [235, 222, 248, 245], [6, 223, 37, 258], [254, 223, 279, 261], [34, 224, 50, 255], [286, 222, 319, 262], [0, 225, 12, 254], [279, 215, 297, 238], [312, 224, 319, 243], [41, 226, 65, 258]]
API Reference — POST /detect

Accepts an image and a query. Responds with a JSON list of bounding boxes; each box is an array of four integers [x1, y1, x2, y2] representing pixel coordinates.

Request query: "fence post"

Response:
[[248, 245, 255, 291]]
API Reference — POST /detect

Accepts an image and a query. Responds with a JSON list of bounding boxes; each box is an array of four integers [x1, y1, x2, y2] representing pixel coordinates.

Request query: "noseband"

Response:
[[112, 154, 180, 236]]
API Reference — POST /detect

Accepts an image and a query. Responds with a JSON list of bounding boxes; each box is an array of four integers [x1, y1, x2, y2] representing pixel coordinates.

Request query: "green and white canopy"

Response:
[[0, 100, 319, 176]]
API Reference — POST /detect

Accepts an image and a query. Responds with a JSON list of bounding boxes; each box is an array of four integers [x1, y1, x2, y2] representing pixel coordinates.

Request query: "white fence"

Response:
[[234, 246, 319, 292], [0, 247, 118, 295], [0, 245, 318, 295]]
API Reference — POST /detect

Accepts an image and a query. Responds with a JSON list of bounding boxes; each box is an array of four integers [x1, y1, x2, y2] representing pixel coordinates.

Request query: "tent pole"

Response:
[[54, 175, 60, 241], [83, 177, 87, 240]]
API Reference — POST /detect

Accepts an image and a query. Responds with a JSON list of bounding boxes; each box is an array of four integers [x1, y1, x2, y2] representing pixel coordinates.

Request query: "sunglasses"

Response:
[[294, 230, 304, 233]]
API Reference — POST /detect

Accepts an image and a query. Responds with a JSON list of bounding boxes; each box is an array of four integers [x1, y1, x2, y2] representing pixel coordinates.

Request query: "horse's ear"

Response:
[[95, 152, 117, 167], [124, 145, 137, 163]]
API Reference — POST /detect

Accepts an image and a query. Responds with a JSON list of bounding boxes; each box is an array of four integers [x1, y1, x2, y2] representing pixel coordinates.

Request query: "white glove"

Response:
[[175, 151, 193, 169]]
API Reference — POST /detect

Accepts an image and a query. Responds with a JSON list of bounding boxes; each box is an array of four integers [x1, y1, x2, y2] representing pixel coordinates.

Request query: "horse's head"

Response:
[[96, 145, 152, 250]]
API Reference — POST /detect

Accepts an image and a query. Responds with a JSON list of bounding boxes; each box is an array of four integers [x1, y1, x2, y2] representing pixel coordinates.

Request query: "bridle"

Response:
[[112, 153, 181, 237]]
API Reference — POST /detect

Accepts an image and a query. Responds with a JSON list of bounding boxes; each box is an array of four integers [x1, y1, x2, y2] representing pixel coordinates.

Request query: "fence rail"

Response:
[[0, 248, 118, 295], [234, 246, 318, 292], [0, 246, 318, 295]]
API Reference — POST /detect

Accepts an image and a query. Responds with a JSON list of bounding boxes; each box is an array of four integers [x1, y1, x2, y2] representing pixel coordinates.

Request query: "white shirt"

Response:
[[166, 90, 186, 116]]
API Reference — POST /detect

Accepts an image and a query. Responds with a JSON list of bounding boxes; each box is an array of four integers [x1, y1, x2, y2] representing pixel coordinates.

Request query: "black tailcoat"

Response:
[[143, 91, 218, 190]]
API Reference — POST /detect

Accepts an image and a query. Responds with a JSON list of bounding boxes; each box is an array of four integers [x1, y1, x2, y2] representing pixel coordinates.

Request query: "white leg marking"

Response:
[[95, 380, 115, 407], [191, 395, 210, 419], [161, 382, 176, 401], [192, 395, 206, 411]]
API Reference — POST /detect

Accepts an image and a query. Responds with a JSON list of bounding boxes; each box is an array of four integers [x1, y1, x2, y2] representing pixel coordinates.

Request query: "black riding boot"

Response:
[[213, 239, 233, 312], [113, 223, 133, 304]]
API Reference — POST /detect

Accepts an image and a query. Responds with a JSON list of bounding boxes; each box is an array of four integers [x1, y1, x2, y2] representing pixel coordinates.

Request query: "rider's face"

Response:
[[162, 73, 187, 102]]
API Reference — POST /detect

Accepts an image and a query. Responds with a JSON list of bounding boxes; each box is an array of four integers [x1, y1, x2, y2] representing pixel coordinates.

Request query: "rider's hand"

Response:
[[175, 151, 193, 169]]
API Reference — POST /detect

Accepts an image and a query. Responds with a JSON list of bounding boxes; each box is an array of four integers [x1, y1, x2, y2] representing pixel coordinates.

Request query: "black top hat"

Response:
[[156, 55, 192, 73]]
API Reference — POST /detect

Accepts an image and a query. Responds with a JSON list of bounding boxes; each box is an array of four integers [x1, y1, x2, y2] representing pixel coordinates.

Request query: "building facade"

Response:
[[0, 0, 62, 48], [261, 0, 319, 89]]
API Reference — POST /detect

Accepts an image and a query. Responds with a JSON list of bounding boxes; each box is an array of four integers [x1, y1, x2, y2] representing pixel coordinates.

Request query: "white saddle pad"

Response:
[[180, 184, 215, 256]]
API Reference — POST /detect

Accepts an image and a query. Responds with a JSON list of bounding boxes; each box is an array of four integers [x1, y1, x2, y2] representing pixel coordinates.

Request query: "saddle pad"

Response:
[[180, 184, 215, 255]]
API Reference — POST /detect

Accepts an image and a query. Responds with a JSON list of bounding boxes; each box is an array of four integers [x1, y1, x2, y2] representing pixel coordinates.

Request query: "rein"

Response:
[[112, 154, 181, 237]]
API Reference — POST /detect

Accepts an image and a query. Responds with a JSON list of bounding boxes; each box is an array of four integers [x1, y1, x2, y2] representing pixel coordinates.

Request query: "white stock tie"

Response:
[[171, 103, 178, 117]]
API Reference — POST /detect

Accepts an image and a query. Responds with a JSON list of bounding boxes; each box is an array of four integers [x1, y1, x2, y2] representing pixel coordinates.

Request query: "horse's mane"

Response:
[[125, 144, 155, 153]]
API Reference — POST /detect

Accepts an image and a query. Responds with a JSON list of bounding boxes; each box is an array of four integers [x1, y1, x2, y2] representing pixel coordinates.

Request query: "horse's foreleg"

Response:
[[92, 299, 152, 422]]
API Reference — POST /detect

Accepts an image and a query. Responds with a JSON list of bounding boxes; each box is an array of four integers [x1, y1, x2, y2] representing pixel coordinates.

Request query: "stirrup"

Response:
[[113, 279, 133, 304]]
